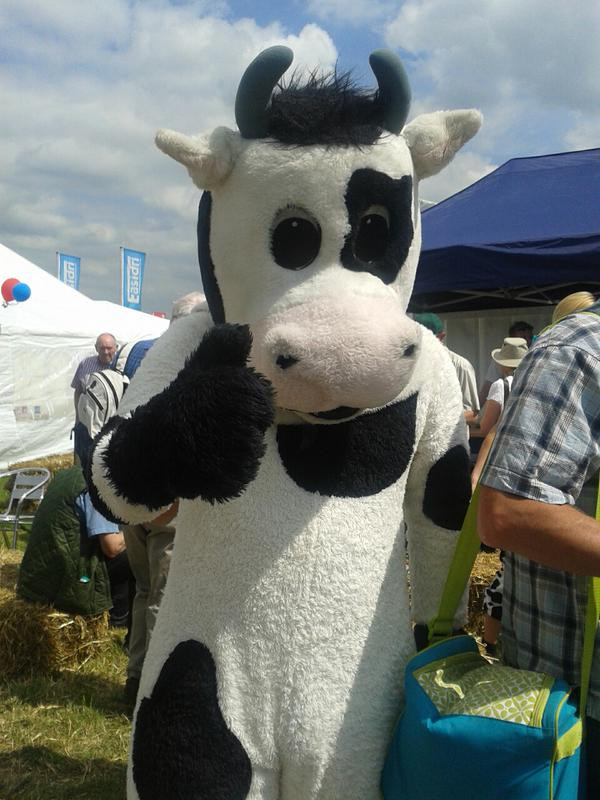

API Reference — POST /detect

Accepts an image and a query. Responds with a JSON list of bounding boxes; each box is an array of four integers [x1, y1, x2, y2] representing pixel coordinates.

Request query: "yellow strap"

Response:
[[555, 720, 583, 761], [428, 485, 481, 642], [579, 474, 600, 716]]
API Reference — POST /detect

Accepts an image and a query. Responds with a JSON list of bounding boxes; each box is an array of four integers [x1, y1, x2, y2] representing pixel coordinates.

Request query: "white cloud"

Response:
[[303, 0, 393, 25], [380, 0, 600, 201], [418, 152, 496, 205], [564, 113, 600, 152], [0, 1, 337, 311], [4, 0, 596, 314], [386, 0, 600, 113], [0, 0, 132, 55]]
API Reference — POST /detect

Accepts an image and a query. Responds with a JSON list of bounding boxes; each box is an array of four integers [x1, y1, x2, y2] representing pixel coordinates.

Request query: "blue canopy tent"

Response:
[[411, 148, 600, 311]]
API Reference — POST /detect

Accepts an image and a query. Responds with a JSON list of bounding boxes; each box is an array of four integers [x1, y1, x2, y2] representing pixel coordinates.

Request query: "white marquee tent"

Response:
[[0, 244, 169, 468]]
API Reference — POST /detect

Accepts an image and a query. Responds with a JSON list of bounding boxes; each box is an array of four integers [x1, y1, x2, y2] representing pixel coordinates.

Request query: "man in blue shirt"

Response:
[[74, 491, 132, 627], [478, 301, 600, 794], [18, 465, 134, 628]]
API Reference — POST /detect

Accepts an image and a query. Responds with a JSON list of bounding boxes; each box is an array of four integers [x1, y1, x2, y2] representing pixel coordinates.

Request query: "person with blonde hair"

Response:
[[552, 291, 595, 324]]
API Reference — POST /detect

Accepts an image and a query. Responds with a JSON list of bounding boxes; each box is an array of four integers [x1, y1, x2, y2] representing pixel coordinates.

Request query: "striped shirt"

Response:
[[71, 355, 106, 394], [481, 303, 600, 718]]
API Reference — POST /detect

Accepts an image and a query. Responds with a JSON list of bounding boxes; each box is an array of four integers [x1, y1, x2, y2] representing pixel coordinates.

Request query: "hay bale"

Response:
[[466, 550, 502, 639], [0, 549, 22, 591], [9, 453, 73, 478], [0, 588, 109, 679]]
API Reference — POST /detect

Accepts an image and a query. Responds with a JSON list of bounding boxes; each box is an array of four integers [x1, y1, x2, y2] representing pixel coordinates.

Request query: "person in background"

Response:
[[413, 312, 480, 421], [71, 332, 118, 411], [477, 299, 600, 795], [552, 291, 595, 325], [508, 320, 534, 346], [469, 337, 527, 444], [469, 338, 527, 656], [18, 465, 134, 630], [121, 290, 208, 715], [171, 290, 206, 320], [71, 332, 118, 462], [478, 321, 533, 405], [477, 296, 596, 658]]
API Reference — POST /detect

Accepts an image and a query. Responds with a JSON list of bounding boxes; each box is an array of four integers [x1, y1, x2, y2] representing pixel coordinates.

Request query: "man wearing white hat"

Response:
[[470, 337, 528, 442]]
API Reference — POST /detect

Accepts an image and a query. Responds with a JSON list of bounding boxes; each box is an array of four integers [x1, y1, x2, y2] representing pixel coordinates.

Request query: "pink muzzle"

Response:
[[250, 296, 421, 414]]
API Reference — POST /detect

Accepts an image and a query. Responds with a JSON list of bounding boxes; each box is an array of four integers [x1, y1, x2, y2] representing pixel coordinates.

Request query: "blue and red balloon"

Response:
[[1, 278, 31, 303]]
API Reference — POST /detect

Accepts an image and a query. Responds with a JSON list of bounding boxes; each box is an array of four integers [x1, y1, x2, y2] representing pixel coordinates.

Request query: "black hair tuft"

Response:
[[266, 68, 386, 148]]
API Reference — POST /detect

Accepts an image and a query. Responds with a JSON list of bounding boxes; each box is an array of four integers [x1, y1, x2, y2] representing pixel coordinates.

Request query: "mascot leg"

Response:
[[129, 640, 255, 800]]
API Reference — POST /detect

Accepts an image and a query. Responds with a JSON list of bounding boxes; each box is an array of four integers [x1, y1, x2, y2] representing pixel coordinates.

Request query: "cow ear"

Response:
[[155, 126, 242, 189], [402, 109, 482, 181]]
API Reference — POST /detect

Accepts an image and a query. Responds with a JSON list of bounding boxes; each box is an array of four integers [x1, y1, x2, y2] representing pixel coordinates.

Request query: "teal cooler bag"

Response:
[[382, 485, 599, 800], [381, 634, 583, 799]]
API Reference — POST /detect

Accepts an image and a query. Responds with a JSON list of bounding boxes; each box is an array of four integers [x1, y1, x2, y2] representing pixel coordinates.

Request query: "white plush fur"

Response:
[[250, 294, 423, 412], [91, 79, 481, 800], [113, 313, 467, 800], [155, 126, 242, 190], [402, 109, 484, 180]]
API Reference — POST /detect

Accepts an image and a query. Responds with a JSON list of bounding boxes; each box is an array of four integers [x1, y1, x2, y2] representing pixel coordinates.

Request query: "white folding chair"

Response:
[[0, 468, 51, 549]]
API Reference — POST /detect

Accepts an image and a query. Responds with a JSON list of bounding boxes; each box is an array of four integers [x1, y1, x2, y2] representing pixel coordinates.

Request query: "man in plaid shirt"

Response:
[[478, 301, 600, 795]]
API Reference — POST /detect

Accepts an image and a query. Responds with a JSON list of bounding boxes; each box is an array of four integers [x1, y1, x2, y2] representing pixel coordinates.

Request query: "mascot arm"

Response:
[[86, 318, 274, 524], [404, 346, 471, 647]]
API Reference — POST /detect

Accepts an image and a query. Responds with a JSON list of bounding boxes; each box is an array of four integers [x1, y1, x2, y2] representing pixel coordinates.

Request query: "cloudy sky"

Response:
[[2, 0, 598, 313]]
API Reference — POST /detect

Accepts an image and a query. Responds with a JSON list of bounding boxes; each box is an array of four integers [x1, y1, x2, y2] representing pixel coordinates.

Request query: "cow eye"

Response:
[[271, 207, 321, 270], [354, 205, 390, 264]]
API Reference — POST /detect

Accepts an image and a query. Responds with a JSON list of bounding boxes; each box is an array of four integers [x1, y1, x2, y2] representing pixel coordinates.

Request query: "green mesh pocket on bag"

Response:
[[414, 652, 553, 726]]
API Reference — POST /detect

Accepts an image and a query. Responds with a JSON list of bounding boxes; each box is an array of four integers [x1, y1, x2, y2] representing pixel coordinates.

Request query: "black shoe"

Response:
[[124, 676, 140, 717]]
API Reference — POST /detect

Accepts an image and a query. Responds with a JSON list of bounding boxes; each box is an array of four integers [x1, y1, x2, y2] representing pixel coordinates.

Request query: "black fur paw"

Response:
[[188, 323, 252, 370], [83, 416, 131, 524], [103, 324, 275, 507]]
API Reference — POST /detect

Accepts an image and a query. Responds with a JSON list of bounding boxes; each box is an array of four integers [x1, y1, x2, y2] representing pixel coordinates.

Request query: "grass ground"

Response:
[[0, 457, 130, 799], [0, 553, 497, 800], [0, 455, 499, 799], [0, 628, 130, 800]]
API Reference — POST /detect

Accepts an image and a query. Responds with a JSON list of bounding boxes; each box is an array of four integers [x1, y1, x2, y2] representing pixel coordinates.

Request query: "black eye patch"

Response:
[[341, 169, 413, 284]]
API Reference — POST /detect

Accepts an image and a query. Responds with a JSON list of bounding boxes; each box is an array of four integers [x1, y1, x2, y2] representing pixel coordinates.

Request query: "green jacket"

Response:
[[17, 466, 112, 616]]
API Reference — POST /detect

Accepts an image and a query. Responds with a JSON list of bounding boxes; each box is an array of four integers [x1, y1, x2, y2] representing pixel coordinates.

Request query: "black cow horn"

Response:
[[369, 50, 411, 134], [235, 46, 294, 139]]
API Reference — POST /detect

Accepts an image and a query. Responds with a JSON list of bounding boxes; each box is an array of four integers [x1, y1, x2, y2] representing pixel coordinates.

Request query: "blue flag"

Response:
[[121, 248, 145, 310], [57, 252, 81, 290]]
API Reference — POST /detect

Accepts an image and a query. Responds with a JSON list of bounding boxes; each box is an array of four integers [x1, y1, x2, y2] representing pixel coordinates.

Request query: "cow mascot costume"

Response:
[[88, 46, 481, 800]]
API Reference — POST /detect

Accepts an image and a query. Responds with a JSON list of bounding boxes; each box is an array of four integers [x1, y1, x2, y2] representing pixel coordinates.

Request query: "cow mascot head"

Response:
[[88, 46, 481, 800], [156, 46, 480, 420]]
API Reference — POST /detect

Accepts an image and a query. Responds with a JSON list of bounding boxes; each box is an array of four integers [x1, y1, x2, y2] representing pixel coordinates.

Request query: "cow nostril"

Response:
[[276, 354, 299, 370], [403, 344, 417, 358]]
